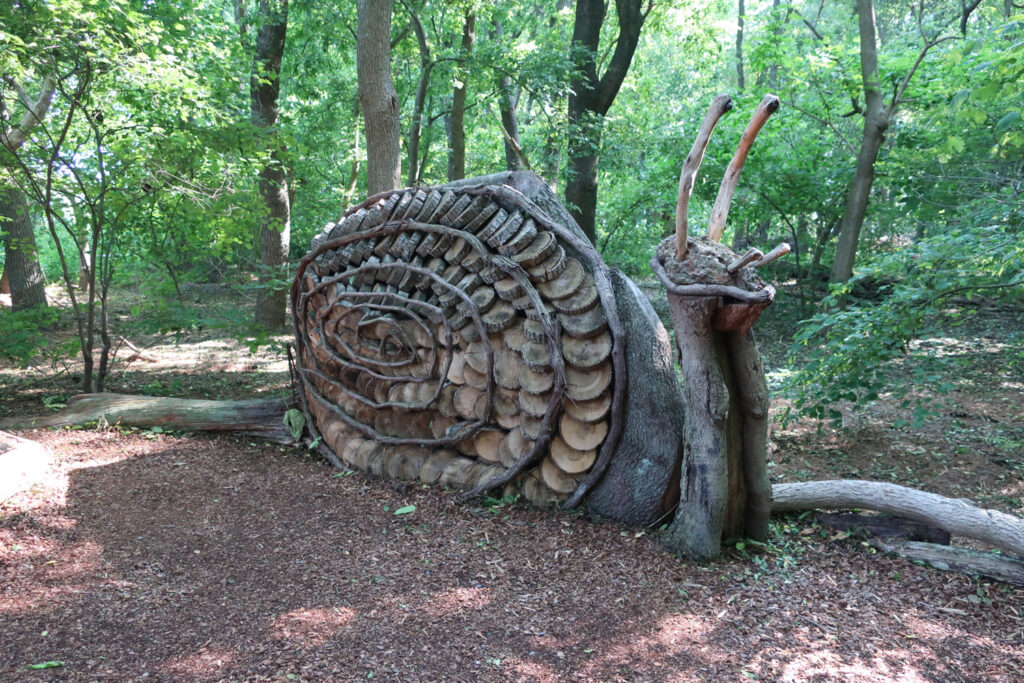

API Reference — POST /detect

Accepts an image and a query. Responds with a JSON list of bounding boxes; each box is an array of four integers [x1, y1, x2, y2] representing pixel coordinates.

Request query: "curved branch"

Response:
[[675, 95, 732, 260]]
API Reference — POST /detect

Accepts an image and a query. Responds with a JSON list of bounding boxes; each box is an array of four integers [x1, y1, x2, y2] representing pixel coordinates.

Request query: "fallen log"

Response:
[[816, 511, 951, 545], [0, 393, 295, 444], [773, 479, 1024, 560], [868, 539, 1024, 586]]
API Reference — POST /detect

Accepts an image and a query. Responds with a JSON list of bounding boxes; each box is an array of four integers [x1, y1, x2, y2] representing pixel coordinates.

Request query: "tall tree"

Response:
[[249, 0, 291, 331], [0, 78, 55, 310], [831, 0, 974, 283], [493, 19, 524, 171], [736, 0, 746, 92], [447, 12, 475, 181], [565, 0, 650, 243], [358, 0, 402, 193]]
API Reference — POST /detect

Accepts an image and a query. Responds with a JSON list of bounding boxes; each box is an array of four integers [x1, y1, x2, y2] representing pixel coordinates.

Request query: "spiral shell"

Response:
[[293, 185, 620, 505]]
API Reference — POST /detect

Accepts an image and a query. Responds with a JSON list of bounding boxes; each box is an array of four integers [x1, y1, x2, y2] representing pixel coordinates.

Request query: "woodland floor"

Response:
[[1, 284, 1022, 682]]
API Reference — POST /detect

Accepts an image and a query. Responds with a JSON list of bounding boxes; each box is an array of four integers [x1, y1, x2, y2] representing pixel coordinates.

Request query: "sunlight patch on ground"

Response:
[[271, 607, 356, 647], [772, 646, 931, 682], [160, 647, 237, 679], [418, 587, 491, 618], [0, 536, 104, 615]]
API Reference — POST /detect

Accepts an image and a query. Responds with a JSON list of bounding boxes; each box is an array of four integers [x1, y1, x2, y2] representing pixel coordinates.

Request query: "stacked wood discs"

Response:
[[293, 186, 617, 505]]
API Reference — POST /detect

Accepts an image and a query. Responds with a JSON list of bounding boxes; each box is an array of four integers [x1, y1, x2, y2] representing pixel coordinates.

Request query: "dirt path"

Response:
[[2, 429, 1022, 682]]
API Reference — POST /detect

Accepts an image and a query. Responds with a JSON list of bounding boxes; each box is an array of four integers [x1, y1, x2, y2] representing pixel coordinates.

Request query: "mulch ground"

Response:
[[2, 428, 1022, 682]]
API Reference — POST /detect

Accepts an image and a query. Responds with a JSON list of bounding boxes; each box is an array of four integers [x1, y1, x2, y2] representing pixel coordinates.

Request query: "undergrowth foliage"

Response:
[[783, 223, 1023, 426]]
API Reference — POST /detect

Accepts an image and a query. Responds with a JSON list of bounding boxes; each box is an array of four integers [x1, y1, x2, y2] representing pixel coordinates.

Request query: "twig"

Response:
[[752, 242, 791, 268], [726, 247, 763, 273], [675, 95, 732, 260], [707, 94, 780, 243]]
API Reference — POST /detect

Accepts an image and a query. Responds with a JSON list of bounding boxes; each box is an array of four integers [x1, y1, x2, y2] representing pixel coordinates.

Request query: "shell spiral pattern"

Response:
[[293, 185, 620, 505]]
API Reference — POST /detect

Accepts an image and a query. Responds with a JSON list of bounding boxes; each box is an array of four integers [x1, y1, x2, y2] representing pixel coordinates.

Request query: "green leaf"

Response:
[[26, 661, 65, 670], [995, 111, 1021, 133], [283, 409, 306, 440], [393, 505, 416, 516]]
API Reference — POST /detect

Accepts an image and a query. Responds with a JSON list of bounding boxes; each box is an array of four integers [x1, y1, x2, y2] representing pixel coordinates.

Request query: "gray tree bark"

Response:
[[447, 13, 475, 181], [358, 0, 402, 193], [405, 2, 431, 186], [565, 0, 648, 243], [250, 0, 291, 331], [736, 0, 745, 91], [0, 187, 47, 310]]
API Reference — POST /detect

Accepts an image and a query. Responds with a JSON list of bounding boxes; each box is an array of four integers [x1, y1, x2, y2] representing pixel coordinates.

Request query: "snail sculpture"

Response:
[[292, 96, 787, 551]]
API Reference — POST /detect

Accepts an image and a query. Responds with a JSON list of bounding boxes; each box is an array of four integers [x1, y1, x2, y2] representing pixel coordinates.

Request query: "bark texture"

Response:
[[0, 187, 47, 310], [358, 0, 402, 193], [0, 393, 294, 443], [831, 0, 887, 283], [773, 480, 1024, 557], [250, 0, 291, 331], [447, 13, 475, 181], [565, 0, 647, 243]]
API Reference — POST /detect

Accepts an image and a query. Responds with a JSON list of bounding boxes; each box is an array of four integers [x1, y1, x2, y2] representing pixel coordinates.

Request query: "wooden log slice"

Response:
[[474, 428, 505, 463], [482, 301, 517, 333], [523, 318, 557, 344], [415, 233, 439, 259], [563, 391, 612, 423], [513, 231, 556, 268], [566, 361, 612, 402], [537, 257, 585, 300], [478, 261, 504, 285], [519, 364, 554, 395], [446, 352, 467, 384], [511, 292, 534, 311], [551, 274, 599, 315], [550, 435, 596, 474], [462, 365, 489, 391], [502, 322, 527, 352], [413, 190, 443, 222], [430, 415, 458, 440], [462, 247, 486, 273], [519, 415, 543, 440], [527, 246, 567, 283], [437, 383, 459, 418], [420, 450, 458, 484], [474, 207, 507, 239], [457, 286, 496, 317], [464, 341, 489, 374], [559, 305, 607, 339], [498, 218, 538, 256], [387, 192, 413, 220], [494, 349, 522, 390], [458, 323, 481, 344], [444, 237, 471, 264], [464, 202, 501, 233], [524, 302, 557, 322], [494, 388, 520, 416], [454, 385, 486, 420], [519, 389, 552, 418], [323, 416, 348, 456], [499, 428, 533, 469], [425, 190, 457, 223], [455, 435, 478, 457], [353, 440, 384, 471], [494, 277, 525, 302], [520, 341, 551, 370], [484, 211, 525, 247], [495, 412, 520, 430], [416, 257, 445, 289], [372, 235, 397, 259], [562, 330, 612, 369], [522, 474, 568, 507], [439, 456, 477, 487], [540, 456, 579, 494], [559, 413, 608, 451], [451, 195, 492, 229], [394, 447, 431, 480], [354, 403, 377, 426], [340, 436, 365, 467]]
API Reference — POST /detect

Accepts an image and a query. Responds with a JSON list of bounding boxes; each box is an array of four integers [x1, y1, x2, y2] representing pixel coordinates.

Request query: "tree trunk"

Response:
[[0, 393, 295, 443], [493, 20, 523, 171], [447, 13, 475, 181], [773, 480, 1024, 558], [565, 0, 647, 243], [0, 186, 47, 310], [736, 0, 745, 92], [250, 0, 291, 331], [358, 0, 402, 194], [830, 0, 888, 283], [406, 4, 432, 186]]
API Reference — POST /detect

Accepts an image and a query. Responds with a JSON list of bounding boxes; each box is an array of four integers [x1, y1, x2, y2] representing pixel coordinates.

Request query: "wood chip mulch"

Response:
[[2, 429, 1022, 682]]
